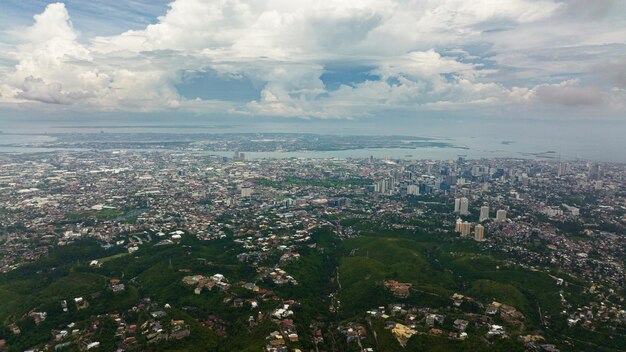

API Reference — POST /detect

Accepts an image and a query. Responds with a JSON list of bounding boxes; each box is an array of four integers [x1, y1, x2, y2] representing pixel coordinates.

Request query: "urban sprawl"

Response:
[[0, 150, 624, 352]]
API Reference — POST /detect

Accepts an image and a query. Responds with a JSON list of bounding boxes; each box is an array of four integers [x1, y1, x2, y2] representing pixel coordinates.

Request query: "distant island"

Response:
[[9, 132, 459, 153]]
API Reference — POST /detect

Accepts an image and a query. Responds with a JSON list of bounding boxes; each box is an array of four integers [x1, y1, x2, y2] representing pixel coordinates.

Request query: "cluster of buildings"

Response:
[[454, 218, 485, 241], [181, 273, 230, 294], [453, 198, 507, 241], [0, 149, 624, 350], [357, 292, 537, 349], [383, 280, 412, 298], [11, 298, 190, 352], [266, 301, 301, 351]]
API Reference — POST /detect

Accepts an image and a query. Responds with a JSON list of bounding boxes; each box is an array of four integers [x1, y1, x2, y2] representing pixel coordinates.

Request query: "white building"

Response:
[[479, 205, 490, 222], [496, 209, 507, 222], [407, 184, 420, 196]]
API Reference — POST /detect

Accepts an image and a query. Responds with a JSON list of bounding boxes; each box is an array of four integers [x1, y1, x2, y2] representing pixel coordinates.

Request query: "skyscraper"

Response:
[[455, 218, 463, 233], [233, 151, 245, 161], [374, 178, 395, 195], [557, 162, 566, 177], [460, 197, 469, 216], [407, 184, 420, 195], [454, 198, 461, 213], [496, 209, 507, 222], [588, 163, 600, 180], [374, 180, 383, 193], [461, 221, 471, 237], [474, 224, 485, 241], [479, 205, 489, 222]]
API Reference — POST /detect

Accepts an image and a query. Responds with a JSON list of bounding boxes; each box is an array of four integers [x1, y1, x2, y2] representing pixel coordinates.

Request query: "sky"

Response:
[[0, 0, 625, 123]]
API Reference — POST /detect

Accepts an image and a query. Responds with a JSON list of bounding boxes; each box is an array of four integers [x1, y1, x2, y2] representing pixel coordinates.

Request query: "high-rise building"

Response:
[[588, 163, 600, 180], [557, 162, 566, 177], [496, 209, 507, 222], [461, 221, 471, 237], [479, 205, 490, 222], [455, 218, 463, 233], [454, 198, 461, 213], [374, 181, 382, 193], [460, 197, 469, 216], [474, 224, 485, 241], [374, 180, 385, 194], [374, 178, 395, 195], [407, 184, 420, 196], [445, 175, 457, 185], [233, 151, 243, 161]]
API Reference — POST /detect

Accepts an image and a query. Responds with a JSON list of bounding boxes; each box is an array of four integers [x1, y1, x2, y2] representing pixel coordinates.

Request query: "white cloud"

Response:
[[1, 3, 187, 111], [532, 80, 603, 107], [0, 0, 624, 120]]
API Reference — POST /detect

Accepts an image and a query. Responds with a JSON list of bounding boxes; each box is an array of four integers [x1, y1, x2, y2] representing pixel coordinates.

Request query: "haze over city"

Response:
[[0, 0, 625, 162]]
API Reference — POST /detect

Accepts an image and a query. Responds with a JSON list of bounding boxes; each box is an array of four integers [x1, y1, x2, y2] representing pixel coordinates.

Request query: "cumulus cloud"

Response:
[[1, 2, 186, 111], [0, 0, 624, 119], [506, 79, 622, 112], [15, 76, 90, 104], [533, 80, 603, 106]]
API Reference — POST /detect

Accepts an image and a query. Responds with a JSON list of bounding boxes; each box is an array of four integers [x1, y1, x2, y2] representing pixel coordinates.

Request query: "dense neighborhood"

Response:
[[0, 149, 624, 351]]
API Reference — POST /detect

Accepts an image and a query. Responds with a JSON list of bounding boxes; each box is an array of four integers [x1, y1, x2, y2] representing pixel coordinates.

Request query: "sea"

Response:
[[0, 116, 624, 162]]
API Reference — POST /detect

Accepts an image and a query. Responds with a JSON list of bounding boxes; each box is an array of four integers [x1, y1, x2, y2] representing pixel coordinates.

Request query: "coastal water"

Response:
[[1, 116, 624, 162]]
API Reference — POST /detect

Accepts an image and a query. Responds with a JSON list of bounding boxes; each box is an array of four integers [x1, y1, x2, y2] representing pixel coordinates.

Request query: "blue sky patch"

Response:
[[176, 70, 260, 102], [321, 63, 378, 90]]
